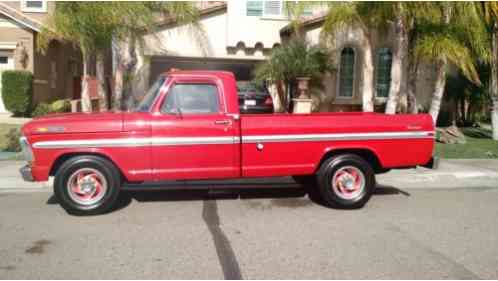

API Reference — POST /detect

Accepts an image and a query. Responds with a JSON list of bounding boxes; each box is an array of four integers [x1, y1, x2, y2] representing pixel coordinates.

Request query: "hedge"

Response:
[[1, 70, 33, 116]]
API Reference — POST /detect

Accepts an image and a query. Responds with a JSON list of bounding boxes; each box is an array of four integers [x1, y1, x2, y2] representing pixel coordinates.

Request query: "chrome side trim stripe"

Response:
[[33, 136, 240, 149], [32, 131, 433, 149], [241, 131, 434, 143]]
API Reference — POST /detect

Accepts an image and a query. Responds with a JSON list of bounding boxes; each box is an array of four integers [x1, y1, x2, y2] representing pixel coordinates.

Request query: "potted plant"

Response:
[[255, 38, 331, 113]]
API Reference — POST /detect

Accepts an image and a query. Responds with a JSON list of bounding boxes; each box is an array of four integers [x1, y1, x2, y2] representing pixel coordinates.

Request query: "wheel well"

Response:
[[49, 152, 125, 179], [317, 149, 384, 173]]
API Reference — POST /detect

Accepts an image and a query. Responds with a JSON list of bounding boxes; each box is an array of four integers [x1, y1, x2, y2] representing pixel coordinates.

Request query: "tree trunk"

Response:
[[113, 36, 136, 111], [361, 37, 374, 112], [96, 52, 108, 111], [406, 61, 419, 113], [460, 97, 466, 123], [81, 55, 92, 113], [276, 80, 288, 113], [429, 61, 447, 125], [490, 27, 498, 140], [385, 13, 407, 114]]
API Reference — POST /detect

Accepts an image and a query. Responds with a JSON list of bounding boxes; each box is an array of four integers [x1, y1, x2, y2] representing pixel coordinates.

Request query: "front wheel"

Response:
[[316, 154, 375, 209], [54, 156, 121, 215]]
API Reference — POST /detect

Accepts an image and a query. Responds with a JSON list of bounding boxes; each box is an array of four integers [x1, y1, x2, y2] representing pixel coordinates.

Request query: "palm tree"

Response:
[[414, 2, 489, 124], [39, 2, 121, 112], [39, 2, 199, 112], [321, 2, 375, 112], [110, 2, 199, 110], [482, 2, 498, 140]]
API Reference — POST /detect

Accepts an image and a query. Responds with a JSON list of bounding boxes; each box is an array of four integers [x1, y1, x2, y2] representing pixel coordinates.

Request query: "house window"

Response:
[[0, 57, 7, 64], [376, 48, 392, 98], [247, 1, 263, 16], [338, 47, 355, 98], [246, 1, 287, 18], [21, 1, 47, 13]]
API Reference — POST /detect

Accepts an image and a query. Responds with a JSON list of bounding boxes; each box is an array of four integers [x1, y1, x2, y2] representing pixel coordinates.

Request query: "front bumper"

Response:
[[20, 164, 34, 182]]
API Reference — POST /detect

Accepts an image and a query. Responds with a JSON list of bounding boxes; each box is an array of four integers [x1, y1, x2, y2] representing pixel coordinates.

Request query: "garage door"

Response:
[[150, 56, 261, 85], [0, 52, 14, 113]]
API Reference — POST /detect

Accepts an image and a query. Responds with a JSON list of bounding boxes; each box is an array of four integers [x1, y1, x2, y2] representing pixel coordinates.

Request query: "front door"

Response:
[[150, 78, 239, 180], [0, 53, 14, 113]]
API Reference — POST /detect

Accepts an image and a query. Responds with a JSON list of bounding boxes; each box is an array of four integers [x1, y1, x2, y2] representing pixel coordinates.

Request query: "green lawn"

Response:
[[435, 127, 498, 159], [0, 123, 21, 151]]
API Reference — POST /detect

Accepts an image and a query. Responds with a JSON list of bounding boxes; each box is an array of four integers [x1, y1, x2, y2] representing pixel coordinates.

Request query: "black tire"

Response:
[[54, 156, 121, 215], [317, 154, 375, 209]]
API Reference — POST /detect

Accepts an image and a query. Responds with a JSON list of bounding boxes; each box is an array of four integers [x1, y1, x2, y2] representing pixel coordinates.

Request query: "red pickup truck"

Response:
[[20, 70, 435, 215]]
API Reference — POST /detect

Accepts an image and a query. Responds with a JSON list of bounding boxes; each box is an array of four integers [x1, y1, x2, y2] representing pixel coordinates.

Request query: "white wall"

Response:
[[226, 1, 289, 49], [142, 10, 231, 59]]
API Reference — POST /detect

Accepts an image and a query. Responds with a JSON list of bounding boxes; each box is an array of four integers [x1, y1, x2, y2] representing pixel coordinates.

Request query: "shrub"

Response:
[[50, 99, 71, 113], [1, 70, 33, 116], [32, 103, 51, 118], [5, 128, 21, 152], [32, 99, 71, 118]]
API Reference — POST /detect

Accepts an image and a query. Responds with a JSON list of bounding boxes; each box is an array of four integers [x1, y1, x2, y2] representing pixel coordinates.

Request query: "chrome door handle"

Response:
[[214, 120, 232, 125]]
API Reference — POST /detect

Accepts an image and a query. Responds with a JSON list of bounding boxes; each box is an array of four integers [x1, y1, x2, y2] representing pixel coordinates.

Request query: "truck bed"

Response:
[[239, 112, 434, 177]]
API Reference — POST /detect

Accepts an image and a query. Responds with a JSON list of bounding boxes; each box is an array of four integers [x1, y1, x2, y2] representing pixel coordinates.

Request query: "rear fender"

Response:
[[319, 145, 384, 173]]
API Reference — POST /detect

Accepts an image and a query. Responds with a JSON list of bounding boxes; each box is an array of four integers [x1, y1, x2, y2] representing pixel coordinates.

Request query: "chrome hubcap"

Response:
[[332, 166, 365, 200], [67, 168, 107, 205]]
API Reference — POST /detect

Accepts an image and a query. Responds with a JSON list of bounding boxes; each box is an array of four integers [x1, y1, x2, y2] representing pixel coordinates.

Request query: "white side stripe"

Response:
[[32, 131, 433, 149], [32, 137, 240, 149], [242, 131, 434, 143]]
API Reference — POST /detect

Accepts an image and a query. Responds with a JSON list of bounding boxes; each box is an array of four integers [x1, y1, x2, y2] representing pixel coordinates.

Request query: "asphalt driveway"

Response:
[[1, 186, 498, 279]]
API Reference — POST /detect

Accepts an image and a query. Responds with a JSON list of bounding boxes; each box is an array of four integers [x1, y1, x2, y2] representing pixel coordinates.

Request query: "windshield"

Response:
[[134, 76, 167, 112]]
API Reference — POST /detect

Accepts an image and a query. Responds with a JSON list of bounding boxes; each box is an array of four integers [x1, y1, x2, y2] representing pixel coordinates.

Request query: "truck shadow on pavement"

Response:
[[46, 183, 410, 214]]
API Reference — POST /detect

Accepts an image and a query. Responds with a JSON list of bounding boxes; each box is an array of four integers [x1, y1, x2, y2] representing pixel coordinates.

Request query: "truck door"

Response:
[[150, 77, 240, 180]]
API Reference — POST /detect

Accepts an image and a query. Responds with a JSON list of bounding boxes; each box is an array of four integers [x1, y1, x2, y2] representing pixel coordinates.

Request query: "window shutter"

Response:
[[264, 1, 282, 16], [247, 1, 263, 16], [25, 1, 43, 8]]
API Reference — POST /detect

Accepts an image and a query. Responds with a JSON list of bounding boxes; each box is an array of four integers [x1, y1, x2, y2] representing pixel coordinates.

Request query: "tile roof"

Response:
[[0, 2, 44, 32]]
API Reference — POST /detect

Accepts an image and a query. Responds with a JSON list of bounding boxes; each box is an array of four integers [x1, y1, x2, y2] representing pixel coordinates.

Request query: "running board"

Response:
[[121, 177, 300, 191]]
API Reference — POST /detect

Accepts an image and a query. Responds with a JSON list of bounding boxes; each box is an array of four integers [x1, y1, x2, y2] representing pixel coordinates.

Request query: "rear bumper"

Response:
[[20, 164, 34, 182]]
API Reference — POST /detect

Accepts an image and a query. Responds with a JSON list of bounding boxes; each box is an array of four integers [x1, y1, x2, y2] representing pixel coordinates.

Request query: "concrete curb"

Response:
[[0, 159, 497, 193]]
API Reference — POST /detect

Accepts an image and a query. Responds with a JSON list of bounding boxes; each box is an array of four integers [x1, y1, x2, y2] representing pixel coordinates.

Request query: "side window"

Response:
[[161, 83, 220, 114]]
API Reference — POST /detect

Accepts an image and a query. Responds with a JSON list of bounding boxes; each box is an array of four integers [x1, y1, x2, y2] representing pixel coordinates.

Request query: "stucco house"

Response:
[[0, 1, 81, 114], [132, 1, 315, 111], [279, 13, 439, 113], [136, 1, 440, 114]]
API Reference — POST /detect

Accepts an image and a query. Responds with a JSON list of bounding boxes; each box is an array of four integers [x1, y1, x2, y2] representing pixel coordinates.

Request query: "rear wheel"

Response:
[[54, 156, 121, 215], [317, 154, 375, 208]]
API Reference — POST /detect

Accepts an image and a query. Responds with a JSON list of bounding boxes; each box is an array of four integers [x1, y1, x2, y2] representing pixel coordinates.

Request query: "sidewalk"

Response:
[[377, 159, 498, 189], [0, 159, 497, 192], [0, 113, 31, 125]]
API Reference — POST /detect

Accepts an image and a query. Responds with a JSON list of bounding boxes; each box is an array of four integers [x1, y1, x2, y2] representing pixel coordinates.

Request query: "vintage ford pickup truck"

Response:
[[20, 70, 435, 215]]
